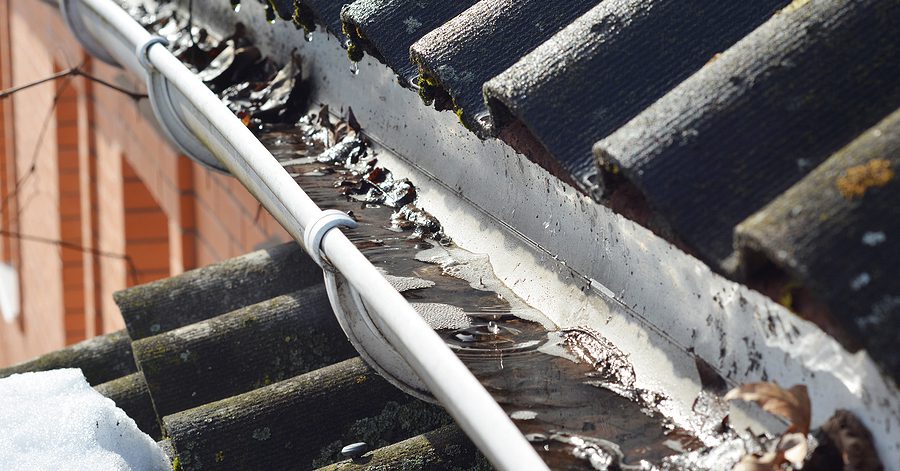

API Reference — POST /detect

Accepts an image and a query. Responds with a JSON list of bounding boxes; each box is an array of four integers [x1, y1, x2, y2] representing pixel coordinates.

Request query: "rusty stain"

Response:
[[835, 159, 894, 199]]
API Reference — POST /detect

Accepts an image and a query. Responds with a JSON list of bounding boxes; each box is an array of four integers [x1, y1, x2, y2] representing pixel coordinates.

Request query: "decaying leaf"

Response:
[[780, 432, 809, 467], [733, 451, 781, 471], [724, 382, 811, 435], [726, 383, 812, 469]]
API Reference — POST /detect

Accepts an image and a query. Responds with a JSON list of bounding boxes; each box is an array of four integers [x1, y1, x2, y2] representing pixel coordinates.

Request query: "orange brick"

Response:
[[57, 125, 79, 149], [134, 270, 169, 285], [60, 245, 84, 264], [179, 193, 196, 229], [124, 180, 160, 211], [181, 229, 197, 269], [55, 102, 79, 124], [62, 264, 84, 283], [177, 156, 195, 190], [124, 209, 169, 240], [127, 241, 170, 273]]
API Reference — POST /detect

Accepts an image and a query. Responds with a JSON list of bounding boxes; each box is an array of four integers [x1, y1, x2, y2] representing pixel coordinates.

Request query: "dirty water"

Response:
[[258, 126, 687, 470], [122, 3, 797, 469]]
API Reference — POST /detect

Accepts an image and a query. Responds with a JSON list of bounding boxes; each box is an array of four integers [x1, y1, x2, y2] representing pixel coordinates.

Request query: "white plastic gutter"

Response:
[[58, 0, 549, 469]]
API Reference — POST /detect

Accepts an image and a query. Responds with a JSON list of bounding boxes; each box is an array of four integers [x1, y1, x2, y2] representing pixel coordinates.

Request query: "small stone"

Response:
[[341, 442, 369, 459]]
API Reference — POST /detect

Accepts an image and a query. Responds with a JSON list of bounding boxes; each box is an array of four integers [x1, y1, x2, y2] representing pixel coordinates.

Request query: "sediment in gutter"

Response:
[[120, 2, 882, 469]]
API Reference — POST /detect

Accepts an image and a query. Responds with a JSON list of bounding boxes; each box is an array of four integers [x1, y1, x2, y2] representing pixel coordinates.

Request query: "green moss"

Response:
[[342, 22, 366, 63], [311, 400, 454, 468], [172, 456, 182, 471], [292, 1, 316, 32]]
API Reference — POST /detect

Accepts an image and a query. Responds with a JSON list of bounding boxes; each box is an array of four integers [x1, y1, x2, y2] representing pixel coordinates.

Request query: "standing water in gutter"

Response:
[[122, 3, 883, 469]]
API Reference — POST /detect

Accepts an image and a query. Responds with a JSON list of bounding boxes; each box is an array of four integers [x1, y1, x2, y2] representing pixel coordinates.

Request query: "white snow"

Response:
[[0, 369, 170, 471]]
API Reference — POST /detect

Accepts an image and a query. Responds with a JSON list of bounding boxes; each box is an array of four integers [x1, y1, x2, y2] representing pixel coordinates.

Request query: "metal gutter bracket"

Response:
[[59, 0, 119, 66], [137, 36, 231, 174], [306, 210, 434, 402]]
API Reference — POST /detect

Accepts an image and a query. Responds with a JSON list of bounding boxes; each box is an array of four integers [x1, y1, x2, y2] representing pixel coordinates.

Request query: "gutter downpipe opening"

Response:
[[59, 0, 550, 469]]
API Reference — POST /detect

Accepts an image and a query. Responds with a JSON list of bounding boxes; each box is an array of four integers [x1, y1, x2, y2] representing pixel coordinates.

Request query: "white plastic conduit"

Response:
[[59, 0, 549, 469]]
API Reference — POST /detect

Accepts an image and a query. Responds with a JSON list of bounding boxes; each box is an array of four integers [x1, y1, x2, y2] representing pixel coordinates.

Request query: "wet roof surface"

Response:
[[273, 0, 900, 381], [1, 1, 892, 468], [0, 244, 483, 470]]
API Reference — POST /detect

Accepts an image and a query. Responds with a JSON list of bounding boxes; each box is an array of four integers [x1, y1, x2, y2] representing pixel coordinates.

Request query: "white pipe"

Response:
[[66, 0, 549, 469]]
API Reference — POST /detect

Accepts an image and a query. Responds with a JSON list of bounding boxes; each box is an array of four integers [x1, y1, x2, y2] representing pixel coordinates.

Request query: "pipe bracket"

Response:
[[303, 210, 358, 269], [59, 0, 119, 66], [324, 271, 434, 403], [137, 36, 169, 71], [139, 37, 231, 174], [306, 210, 433, 401]]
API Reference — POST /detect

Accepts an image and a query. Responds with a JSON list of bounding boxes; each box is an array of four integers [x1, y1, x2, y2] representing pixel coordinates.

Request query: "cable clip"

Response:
[[137, 36, 170, 71], [303, 210, 358, 269]]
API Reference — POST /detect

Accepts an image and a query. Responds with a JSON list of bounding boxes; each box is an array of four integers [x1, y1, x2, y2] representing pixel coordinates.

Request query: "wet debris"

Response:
[[659, 383, 883, 471], [123, 4, 887, 470], [807, 410, 883, 471], [563, 327, 637, 389], [132, 3, 308, 130], [381, 274, 435, 293], [550, 432, 654, 471], [409, 303, 472, 331]]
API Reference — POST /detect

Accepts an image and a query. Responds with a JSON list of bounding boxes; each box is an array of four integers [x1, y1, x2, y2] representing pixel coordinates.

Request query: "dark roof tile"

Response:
[[735, 108, 900, 379], [484, 0, 788, 191], [115, 241, 320, 340], [409, 0, 598, 135], [315, 425, 485, 470], [132, 285, 356, 417], [162, 357, 423, 470], [594, 0, 900, 271], [341, 0, 479, 81], [295, 0, 347, 35], [0, 329, 135, 385], [94, 372, 161, 440]]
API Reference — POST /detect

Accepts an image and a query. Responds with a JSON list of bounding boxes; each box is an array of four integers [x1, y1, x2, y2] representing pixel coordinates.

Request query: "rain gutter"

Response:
[[56, 0, 549, 469]]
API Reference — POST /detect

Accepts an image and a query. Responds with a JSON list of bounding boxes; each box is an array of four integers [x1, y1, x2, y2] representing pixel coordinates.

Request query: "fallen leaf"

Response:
[[733, 451, 781, 471], [724, 383, 811, 435], [780, 432, 808, 468]]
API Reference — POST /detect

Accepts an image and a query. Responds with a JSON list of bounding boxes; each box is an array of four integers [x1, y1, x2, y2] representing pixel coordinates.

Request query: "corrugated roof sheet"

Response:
[[273, 0, 900, 380], [408, 0, 598, 135], [0, 243, 485, 470]]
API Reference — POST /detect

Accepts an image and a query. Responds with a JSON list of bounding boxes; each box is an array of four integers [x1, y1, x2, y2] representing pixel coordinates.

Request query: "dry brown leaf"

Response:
[[732, 451, 782, 471], [724, 382, 811, 435], [780, 432, 809, 468]]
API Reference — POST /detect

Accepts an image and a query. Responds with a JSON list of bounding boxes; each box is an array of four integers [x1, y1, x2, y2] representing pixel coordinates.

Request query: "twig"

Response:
[[0, 230, 140, 285], [0, 66, 147, 101]]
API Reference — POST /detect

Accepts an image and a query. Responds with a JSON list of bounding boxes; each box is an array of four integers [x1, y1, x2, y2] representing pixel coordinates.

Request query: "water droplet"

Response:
[[341, 442, 368, 459], [487, 321, 500, 335], [349, 62, 359, 75]]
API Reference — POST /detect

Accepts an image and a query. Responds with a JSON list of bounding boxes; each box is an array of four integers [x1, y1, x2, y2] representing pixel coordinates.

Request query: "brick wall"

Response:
[[0, 0, 289, 367]]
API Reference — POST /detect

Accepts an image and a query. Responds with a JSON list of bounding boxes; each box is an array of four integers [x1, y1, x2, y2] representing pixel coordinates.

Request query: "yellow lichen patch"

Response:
[[355, 374, 368, 384], [215, 451, 225, 463], [836, 158, 894, 199], [781, 0, 811, 14]]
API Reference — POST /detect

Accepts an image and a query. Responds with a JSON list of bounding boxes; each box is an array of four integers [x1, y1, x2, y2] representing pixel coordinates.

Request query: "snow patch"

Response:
[[0, 369, 169, 471]]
